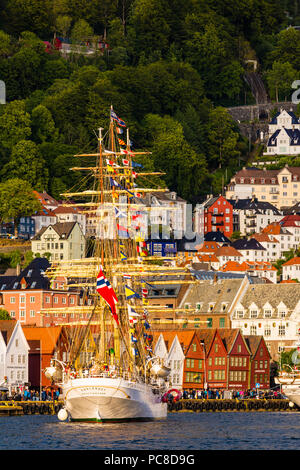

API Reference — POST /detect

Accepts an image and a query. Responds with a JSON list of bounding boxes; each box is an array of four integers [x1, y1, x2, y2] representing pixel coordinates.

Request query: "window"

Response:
[[250, 325, 257, 335], [278, 325, 285, 336], [192, 343, 197, 352], [30, 296, 35, 303], [207, 318, 213, 328], [219, 318, 225, 328], [10, 297, 15, 304], [186, 359, 194, 368]]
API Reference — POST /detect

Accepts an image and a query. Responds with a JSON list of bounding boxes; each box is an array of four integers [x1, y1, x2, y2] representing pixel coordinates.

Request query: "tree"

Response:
[[0, 30, 13, 57], [266, 61, 297, 102], [0, 309, 11, 320], [143, 114, 208, 202], [71, 19, 94, 43], [0, 179, 41, 237], [1, 140, 49, 190], [55, 15, 72, 38], [31, 105, 57, 143], [206, 107, 241, 169], [0, 100, 31, 151]]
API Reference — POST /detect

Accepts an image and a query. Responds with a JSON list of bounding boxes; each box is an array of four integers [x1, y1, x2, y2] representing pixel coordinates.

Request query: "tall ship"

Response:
[[42, 108, 190, 422], [275, 344, 300, 408]]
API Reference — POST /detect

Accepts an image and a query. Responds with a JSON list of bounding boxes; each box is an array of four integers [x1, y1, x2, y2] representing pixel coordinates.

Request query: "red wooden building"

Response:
[[244, 335, 271, 390], [203, 195, 233, 237], [182, 332, 206, 390]]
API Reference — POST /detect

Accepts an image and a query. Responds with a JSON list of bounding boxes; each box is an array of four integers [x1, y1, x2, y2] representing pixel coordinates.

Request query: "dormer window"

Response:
[[250, 310, 258, 318]]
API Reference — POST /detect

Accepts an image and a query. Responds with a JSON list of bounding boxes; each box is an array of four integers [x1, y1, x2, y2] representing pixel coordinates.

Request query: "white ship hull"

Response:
[[61, 376, 167, 422], [281, 385, 300, 408]]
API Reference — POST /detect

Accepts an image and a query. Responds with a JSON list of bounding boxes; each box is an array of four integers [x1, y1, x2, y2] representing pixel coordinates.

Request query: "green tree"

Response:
[[268, 28, 300, 71], [127, 0, 172, 62], [0, 179, 41, 236], [71, 19, 94, 43], [266, 61, 298, 102], [206, 107, 241, 168], [55, 15, 72, 38], [31, 105, 57, 143], [0, 100, 31, 151], [2, 0, 54, 36], [143, 114, 208, 202], [0, 30, 13, 57], [0, 140, 49, 191], [0, 309, 11, 320]]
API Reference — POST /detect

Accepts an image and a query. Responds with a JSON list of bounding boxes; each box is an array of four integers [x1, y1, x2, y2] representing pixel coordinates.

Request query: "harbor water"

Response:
[[1, 411, 300, 450]]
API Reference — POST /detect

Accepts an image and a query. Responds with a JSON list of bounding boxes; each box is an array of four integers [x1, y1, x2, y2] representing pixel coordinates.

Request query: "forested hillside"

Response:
[[0, 0, 299, 203]]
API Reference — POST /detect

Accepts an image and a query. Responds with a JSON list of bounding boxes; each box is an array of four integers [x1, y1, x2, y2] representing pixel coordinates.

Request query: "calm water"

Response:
[[1, 412, 300, 450]]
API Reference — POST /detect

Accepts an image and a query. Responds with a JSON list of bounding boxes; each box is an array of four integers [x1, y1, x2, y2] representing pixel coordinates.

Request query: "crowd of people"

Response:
[[181, 388, 286, 400], [0, 387, 60, 401]]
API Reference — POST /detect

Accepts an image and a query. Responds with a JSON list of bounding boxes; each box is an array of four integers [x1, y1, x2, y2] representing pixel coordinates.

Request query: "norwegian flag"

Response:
[[132, 171, 137, 178], [142, 288, 148, 298], [122, 159, 129, 166], [96, 267, 119, 324]]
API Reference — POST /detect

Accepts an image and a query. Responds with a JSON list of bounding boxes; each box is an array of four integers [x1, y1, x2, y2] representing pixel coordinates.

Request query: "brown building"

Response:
[[245, 335, 271, 390]]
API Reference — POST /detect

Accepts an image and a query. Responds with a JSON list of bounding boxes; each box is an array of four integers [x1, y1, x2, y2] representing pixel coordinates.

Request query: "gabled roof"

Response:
[[32, 206, 57, 218], [53, 206, 79, 215], [244, 335, 271, 358], [218, 328, 244, 354], [232, 238, 266, 251], [214, 245, 243, 257], [262, 222, 292, 236], [152, 330, 195, 354], [282, 256, 300, 266], [280, 214, 300, 227], [22, 326, 64, 354], [204, 232, 232, 244], [33, 191, 59, 208], [0, 320, 17, 345], [228, 198, 281, 214], [32, 221, 78, 241], [220, 261, 249, 272], [0, 258, 50, 290], [197, 241, 220, 253], [250, 233, 279, 243]]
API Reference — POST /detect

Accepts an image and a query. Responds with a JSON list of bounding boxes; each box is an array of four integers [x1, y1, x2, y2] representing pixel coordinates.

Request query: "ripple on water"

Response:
[[0, 412, 300, 450]]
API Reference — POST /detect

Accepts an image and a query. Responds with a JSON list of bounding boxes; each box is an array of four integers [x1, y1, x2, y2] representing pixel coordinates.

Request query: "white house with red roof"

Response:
[[282, 257, 300, 282], [53, 206, 86, 235], [31, 206, 57, 234], [214, 245, 243, 267], [262, 222, 295, 255], [220, 260, 278, 283]]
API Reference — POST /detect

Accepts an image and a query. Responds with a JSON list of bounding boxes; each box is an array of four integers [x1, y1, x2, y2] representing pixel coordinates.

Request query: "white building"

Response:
[[53, 206, 86, 236], [31, 221, 86, 261], [282, 257, 300, 282], [0, 320, 29, 390], [154, 333, 185, 389], [231, 283, 300, 361], [264, 109, 300, 156]]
